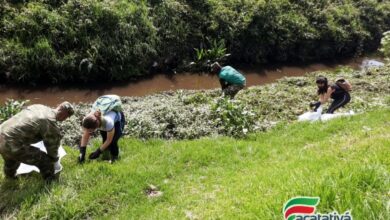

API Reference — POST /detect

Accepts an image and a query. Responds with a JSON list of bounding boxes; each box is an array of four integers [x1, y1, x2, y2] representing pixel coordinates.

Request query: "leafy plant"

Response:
[[191, 39, 228, 71], [194, 39, 227, 62], [206, 39, 227, 61], [182, 93, 211, 105], [211, 97, 256, 138], [194, 48, 207, 62], [0, 99, 29, 124], [380, 31, 390, 59]]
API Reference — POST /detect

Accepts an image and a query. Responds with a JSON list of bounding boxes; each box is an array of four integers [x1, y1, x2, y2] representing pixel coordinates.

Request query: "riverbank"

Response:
[[0, 55, 379, 106], [60, 63, 390, 145], [1, 109, 389, 219]]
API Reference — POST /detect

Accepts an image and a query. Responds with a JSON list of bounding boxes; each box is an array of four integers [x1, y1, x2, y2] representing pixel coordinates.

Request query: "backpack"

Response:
[[92, 95, 123, 115], [335, 78, 352, 92]]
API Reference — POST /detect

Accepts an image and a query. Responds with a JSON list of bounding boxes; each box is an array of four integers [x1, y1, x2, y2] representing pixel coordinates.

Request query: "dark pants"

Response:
[[223, 84, 245, 99], [0, 144, 56, 179], [100, 112, 125, 159], [327, 93, 351, 114]]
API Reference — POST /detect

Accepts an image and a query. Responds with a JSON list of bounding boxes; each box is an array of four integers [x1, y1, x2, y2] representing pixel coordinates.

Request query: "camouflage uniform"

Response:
[[0, 104, 62, 179]]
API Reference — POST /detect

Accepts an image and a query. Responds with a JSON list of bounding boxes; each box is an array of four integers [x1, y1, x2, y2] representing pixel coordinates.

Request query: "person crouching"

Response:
[[0, 102, 74, 181]]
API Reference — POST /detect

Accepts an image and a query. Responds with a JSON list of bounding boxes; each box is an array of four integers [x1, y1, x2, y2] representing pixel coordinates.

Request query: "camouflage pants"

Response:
[[0, 135, 56, 180], [223, 84, 245, 99]]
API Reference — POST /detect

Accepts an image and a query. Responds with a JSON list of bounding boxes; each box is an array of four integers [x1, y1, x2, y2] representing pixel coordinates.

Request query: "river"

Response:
[[0, 56, 380, 106]]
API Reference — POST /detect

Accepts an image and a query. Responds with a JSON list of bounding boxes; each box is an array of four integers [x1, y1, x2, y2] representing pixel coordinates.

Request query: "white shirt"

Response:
[[99, 111, 121, 132]]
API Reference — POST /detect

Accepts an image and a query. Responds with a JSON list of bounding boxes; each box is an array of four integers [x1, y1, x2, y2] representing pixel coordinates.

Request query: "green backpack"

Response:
[[92, 95, 123, 114]]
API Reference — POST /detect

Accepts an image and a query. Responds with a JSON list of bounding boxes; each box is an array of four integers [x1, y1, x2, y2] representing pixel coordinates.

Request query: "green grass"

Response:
[[0, 109, 389, 219]]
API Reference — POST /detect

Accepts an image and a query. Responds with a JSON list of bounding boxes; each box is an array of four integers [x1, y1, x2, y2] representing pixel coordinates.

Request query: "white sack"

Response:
[[298, 106, 322, 122], [16, 141, 66, 175], [298, 107, 355, 122]]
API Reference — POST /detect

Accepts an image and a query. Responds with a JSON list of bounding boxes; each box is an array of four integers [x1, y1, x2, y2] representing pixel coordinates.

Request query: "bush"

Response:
[[1, 0, 157, 84], [211, 97, 256, 138], [150, 0, 193, 62], [0, 99, 29, 124], [1, 0, 390, 84], [380, 31, 390, 58], [182, 92, 211, 105]]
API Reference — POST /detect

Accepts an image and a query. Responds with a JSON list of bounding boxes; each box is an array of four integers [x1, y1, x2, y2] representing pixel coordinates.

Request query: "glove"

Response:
[[89, 148, 102, 160], [54, 161, 63, 174], [310, 101, 321, 111], [78, 146, 86, 163]]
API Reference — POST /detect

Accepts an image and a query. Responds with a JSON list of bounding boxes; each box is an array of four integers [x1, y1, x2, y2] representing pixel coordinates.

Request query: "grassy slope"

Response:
[[0, 109, 389, 219]]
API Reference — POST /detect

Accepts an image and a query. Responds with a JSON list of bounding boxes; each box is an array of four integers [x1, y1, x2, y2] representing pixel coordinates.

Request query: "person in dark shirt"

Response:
[[310, 76, 351, 113]]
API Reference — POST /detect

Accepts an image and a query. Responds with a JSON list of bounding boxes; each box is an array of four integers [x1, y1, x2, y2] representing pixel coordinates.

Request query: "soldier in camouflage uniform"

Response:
[[0, 102, 74, 181]]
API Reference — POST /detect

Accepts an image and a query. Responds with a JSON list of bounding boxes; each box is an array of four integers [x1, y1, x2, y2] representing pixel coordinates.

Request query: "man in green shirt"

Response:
[[211, 62, 246, 98], [0, 102, 74, 181]]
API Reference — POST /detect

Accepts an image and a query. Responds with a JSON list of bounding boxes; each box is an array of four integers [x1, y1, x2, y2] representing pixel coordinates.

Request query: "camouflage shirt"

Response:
[[0, 104, 62, 158]]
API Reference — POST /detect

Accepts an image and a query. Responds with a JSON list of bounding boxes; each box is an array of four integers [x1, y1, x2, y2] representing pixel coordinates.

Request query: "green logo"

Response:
[[283, 197, 320, 220], [283, 197, 352, 220]]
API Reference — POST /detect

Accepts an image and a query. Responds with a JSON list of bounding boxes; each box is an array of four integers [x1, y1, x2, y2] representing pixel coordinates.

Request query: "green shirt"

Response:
[[219, 66, 246, 85]]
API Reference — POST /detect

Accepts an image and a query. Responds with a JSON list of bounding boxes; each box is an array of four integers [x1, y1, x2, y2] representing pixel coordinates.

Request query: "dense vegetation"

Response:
[[0, 109, 388, 219], [1, 0, 390, 84], [1, 62, 389, 145], [381, 31, 390, 58], [58, 63, 389, 145], [0, 99, 29, 124]]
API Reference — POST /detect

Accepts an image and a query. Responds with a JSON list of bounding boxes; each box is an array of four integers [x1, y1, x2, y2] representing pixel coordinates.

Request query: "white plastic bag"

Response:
[[16, 141, 66, 175], [361, 59, 384, 69], [298, 106, 322, 122], [321, 110, 355, 121], [298, 106, 355, 122]]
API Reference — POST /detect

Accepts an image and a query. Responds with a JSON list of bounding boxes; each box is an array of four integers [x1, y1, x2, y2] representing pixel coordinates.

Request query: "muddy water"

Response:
[[0, 56, 377, 106]]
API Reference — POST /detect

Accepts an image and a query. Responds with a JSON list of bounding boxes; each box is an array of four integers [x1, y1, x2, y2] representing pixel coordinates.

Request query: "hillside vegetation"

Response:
[[1, 0, 390, 84], [57, 63, 390, 145]]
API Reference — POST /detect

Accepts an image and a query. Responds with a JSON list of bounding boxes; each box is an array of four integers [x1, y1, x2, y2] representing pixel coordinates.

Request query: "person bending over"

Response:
[[211, 62, 246, 99], [79, 105, 125, 163], [310, 76, 351, 114]]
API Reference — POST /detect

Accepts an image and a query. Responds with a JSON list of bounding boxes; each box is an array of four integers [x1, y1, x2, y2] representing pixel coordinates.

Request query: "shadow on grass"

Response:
[[0, 173, 53, 218]]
